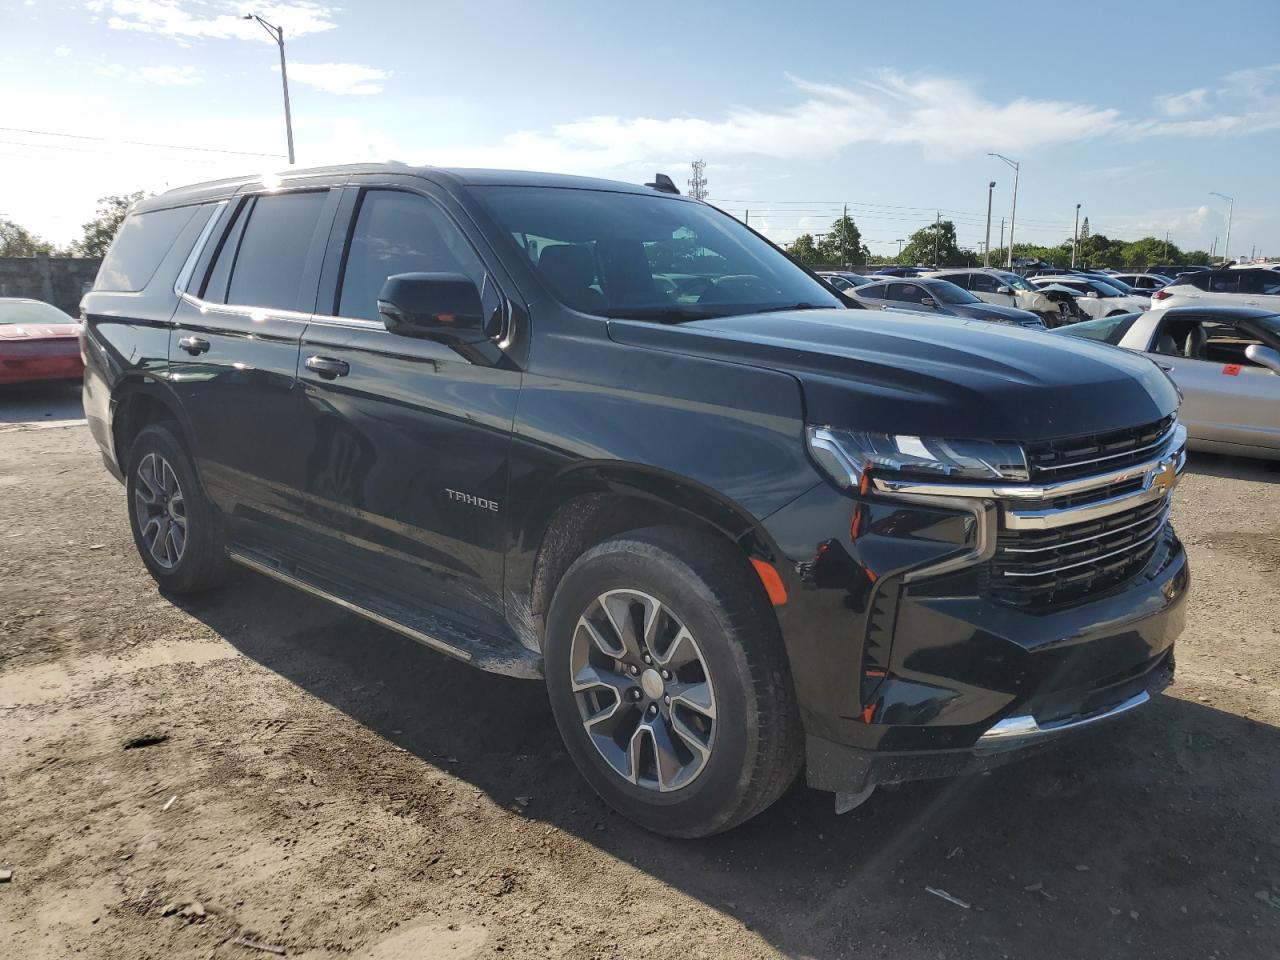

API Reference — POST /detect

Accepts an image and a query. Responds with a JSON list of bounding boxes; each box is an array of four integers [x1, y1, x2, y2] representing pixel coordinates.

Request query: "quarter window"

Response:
[[222, 191, 328, 312], [95, 205, 200, 292], [338, 190, 488, 322]]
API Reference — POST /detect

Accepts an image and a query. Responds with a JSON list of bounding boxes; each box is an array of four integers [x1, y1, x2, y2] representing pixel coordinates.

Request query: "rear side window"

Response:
[[223, 191, 328, 312], [95, 205, 199, 292]]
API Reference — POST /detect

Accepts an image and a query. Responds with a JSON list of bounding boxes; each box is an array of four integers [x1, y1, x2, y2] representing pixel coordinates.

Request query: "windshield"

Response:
[[927, 280, 981, 304], [1098, 276, 1137, 294], [1089, 279, 1129, 297], [997, 272, 1037, 293], [1057, 313, 1141, 345], [0, 299, 73, 325], [473, 186, 842, 320]]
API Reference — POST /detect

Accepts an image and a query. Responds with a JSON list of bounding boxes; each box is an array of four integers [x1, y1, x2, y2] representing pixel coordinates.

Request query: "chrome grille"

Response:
[[989, 498, 1168, 609], [1025, 416, 1175, 483]]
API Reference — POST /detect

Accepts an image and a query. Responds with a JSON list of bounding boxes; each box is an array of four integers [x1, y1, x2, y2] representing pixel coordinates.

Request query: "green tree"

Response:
[[898, 219, 968, 266], [0, 218, 54, 256], [70, 191, 147, 258], [1074, 233, 1125, 269], [1184, 249, 1212, 265], [1121, 236, 1181, 268], [788, 233, 821, 265], [818, 214, 868, 266]]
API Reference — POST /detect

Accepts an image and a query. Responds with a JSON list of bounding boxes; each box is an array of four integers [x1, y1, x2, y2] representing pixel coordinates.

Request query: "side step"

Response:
[[227, 547, 543, 680]]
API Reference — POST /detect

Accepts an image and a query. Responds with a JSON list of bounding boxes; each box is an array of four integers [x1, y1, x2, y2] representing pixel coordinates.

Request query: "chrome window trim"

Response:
[[177, 290, 312, 324], [173, 200, 228, 297]]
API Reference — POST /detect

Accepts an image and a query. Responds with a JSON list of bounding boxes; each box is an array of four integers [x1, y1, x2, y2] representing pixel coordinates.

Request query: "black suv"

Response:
[[83, 165, 1189, 837]]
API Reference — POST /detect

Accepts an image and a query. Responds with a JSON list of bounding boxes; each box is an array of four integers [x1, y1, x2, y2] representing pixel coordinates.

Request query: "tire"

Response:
[[544, 526, 803, 838], [125, 423, 231, 594]]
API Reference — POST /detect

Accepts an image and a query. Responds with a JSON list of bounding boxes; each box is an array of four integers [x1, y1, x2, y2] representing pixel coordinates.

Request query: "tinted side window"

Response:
[[969, 273, 997, 292], [858, 285, 886, 300], [338, 190, 487, 321], [225, 191, 328, 312], [889, 282, 926, 303], [1207, 272, 1238, 293], [95, 205, 199, 292], [200, 201, 248, 303]]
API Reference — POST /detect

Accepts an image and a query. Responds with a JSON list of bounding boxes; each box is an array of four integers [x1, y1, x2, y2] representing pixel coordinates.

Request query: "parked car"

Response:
[[1056, 307, 1280, 460], [0, 297, 84, 385], [865, 265, 925, 278], [83, 164, 1188, 837], [1029, 275, 1150, 318], [1150, 267, 1280, 312], [922, 268, 1066, 325], [1112, 273, 1169, 293], [815, 270, 874, 293], [849, 278, 1047, 328]]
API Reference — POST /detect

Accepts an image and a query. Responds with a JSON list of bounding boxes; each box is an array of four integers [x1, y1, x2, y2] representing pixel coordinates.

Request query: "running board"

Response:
[[227, 547, 542, 679]]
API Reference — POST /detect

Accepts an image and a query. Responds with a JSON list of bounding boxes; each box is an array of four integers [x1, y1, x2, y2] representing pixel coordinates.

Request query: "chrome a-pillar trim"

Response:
[[974, 689, 1151, 753]]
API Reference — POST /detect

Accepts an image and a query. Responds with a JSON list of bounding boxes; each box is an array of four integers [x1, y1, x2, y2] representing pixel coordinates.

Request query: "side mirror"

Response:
[[377, 272, 487, 344], [1086, 291, 1099, 299], [996, 285, 1012, 294], [1246, 343, 1280, 375], [920, 296, 937, 309]]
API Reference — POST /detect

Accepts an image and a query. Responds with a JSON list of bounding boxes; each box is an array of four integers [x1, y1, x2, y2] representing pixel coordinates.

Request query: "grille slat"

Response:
[[1025, 416, 1175, 483]]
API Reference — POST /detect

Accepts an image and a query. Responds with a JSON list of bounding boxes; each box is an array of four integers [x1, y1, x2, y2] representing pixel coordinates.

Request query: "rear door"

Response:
[[968, 271, 1017, 307], [1236, 269, 1280, 311], [1147, 312, 1280, 449], [170, 185, 341, 542], [293, 180, 522, 631]]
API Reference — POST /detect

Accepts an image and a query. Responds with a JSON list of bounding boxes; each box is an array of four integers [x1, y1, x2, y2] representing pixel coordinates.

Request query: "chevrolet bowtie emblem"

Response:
[[1151, 459, 1177, 495]]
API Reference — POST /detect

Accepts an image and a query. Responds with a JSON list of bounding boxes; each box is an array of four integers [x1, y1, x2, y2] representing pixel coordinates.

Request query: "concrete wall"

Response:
[[0, 255, 102, 317]]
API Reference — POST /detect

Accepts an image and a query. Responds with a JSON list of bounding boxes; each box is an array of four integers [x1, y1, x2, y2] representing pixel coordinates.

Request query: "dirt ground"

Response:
[[2, 383, 1279, 960]]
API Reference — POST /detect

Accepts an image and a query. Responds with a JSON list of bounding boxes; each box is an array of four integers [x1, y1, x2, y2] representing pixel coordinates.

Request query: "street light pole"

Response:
[[989, 153, 1019, 269], [1071, 203, 1081, 268], [1210, 192, 1233, 265], [983, 181, 996, 268], [245, 13, 295, 165], [895, 238, 904, 259]]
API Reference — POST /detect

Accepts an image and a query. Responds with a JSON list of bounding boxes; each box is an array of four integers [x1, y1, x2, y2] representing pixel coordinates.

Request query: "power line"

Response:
[[0, 126, 286, 159]]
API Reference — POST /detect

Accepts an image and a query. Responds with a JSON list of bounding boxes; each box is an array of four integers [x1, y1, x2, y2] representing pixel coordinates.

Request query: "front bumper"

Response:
[[761, 429, 1189, 796]]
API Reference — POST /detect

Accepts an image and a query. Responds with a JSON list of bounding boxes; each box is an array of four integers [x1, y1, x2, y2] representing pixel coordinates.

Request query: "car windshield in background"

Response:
[[473, 186, 842, 320], [927, 280, 981, 305], [1088, 280, 1128, 297], [0, 299, 73, 325], [1254, 313, 1280, 338], [1100, 277, 1137, 294], [997, 272, 1038, 292], [1058, 313, 1141, 345]]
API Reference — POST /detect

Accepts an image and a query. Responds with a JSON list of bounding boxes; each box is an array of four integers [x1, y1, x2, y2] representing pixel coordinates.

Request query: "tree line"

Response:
[[785, 214, 1214, 270], [0, 192, 146, 259]]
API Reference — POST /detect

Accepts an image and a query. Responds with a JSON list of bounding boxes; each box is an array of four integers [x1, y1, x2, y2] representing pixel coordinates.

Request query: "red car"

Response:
[[0, 298, 84, 385]]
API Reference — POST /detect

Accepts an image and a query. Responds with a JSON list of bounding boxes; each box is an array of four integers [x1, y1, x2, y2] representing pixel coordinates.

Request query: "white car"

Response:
[[1112, 273, 1170, 293], [1030, 275, 1150, 319], [1056, 306, 1280, 460], [922, 268, 1062, 321], [1150, 267, 1280, 312]]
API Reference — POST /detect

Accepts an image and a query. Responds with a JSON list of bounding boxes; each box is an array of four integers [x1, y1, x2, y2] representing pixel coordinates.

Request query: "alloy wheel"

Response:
[[133, 452, 187, 569], [569, 589, 717, 792]]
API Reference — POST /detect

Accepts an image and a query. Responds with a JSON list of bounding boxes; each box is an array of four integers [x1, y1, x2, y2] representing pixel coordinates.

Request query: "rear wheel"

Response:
[[544, 526, 802, 837], [125, 423, 230, 594]]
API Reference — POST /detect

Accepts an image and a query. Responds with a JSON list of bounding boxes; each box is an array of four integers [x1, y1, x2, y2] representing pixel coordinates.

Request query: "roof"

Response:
[[139, 162, 679, 213], [1160, 305, 1280, 320]]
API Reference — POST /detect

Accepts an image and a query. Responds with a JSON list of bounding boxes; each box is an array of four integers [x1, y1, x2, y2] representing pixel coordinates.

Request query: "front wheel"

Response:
[[125, 423, 230, 594], [544, 526, 803, 837]]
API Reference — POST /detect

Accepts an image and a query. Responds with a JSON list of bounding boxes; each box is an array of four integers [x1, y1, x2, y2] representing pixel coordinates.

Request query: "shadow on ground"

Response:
[[177, 572, 1280, 959], [0, 382, 85, 424], [1185, 449, 1280, 483]]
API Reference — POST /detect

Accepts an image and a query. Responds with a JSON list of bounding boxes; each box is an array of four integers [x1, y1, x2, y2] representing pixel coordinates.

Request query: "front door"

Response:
[[169, 186, 340, 541], [294, 184, 521, 631]]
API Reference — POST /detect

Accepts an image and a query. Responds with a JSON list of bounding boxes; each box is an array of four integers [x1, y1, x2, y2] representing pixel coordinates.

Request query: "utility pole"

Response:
[[895, 238, 905, 259], [998, 218, 1006, 261], [1210, 191, 1233, 264], [933, 211, 940, 266], [245, 13, 295, 164], [990, 153, 1020, 268], [1163, 231, 1170, 260], [1071, 203, 1082, 268], [984, 181, 996, 267], [1211, 237, 1217, 260], [842, 203, 848, 266], [688, 160, 708, 200]]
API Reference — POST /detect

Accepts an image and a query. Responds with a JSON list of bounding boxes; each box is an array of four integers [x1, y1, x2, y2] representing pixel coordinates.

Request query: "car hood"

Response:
[[0, 322, 79, 340], [607, 308, 1178, 442]]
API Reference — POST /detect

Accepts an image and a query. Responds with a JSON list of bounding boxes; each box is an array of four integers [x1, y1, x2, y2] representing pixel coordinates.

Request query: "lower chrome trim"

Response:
[[227, 548, 475, 665], [975, 689, 1150, 751]]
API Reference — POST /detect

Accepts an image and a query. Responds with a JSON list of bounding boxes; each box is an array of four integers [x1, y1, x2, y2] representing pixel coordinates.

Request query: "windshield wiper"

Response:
[[747, 302, 826, 314], [605, 307, 720, 323]]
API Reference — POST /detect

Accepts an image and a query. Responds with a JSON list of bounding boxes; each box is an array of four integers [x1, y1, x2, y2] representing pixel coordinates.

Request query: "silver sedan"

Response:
[[1056, 306, 1280, 460]]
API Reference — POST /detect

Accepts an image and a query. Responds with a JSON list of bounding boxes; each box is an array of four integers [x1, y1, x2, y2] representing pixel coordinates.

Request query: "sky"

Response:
[[2, 0, 1278, 260]]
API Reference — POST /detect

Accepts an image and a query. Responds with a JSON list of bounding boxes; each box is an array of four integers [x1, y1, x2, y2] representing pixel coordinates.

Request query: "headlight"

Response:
[[807, 426, 1029, 488]]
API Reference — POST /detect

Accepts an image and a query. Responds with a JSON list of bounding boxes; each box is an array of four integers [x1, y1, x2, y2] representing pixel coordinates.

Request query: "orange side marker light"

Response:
[[749, 557, 788, 606]]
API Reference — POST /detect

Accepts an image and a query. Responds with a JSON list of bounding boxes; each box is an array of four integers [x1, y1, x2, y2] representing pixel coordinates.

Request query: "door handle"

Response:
[[305, 355, 350, 379], [178, 336, 210, 356]]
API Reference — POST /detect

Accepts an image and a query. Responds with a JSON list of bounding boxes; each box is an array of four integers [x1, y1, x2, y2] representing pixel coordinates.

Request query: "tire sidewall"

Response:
[[544, 537, 764, 836]]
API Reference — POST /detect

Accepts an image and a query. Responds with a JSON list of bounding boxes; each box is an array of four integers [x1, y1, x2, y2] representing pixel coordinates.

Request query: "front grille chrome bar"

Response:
[[1000, 503, 1170, 556], [999, 515, 1168, 578]]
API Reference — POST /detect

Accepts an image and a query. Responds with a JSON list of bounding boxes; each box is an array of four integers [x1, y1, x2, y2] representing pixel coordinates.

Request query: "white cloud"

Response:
[[1155, 87, 1207, 116], [54, 45, 72, 57], [99, 1, 337, 42], [282, 62, 386, 96], [1144, 63, 1280, 137], [94, 63, 204, 85]]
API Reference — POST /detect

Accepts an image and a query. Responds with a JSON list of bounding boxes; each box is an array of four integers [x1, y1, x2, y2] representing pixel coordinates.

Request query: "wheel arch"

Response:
[[110, 377, 197, 469]]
